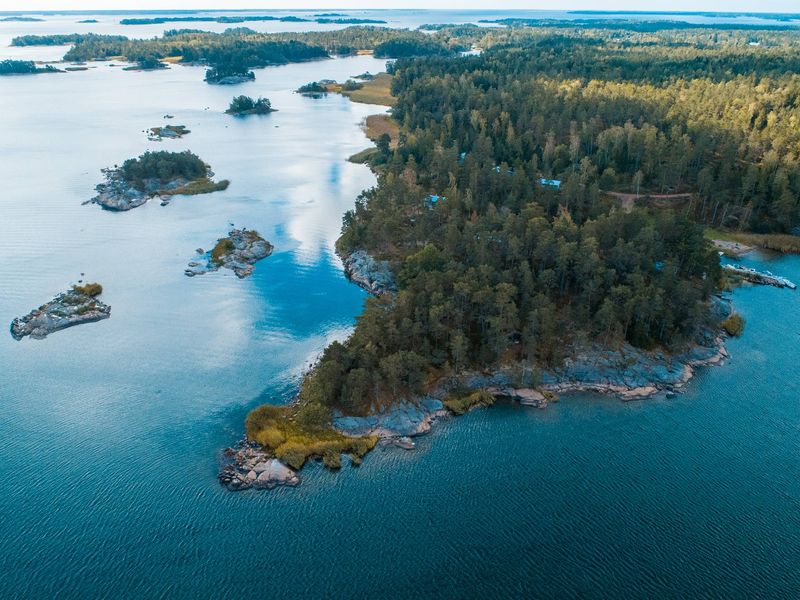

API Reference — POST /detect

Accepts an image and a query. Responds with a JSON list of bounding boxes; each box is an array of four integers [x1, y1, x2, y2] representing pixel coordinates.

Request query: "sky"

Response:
[[0, 1, 798, 13]]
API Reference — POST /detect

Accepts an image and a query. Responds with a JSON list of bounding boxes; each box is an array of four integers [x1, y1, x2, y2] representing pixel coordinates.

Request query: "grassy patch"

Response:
[[161, 178, 229, 196], [364, 114, 400, 148], [210, 238, 234, 265], [721, 313, 745, 336], [245, 404, 378, 471], [443, 389, 495, 416], [328, 72, 395, 106], [348, 147, 379, 164], [705, 228, 800, 254], [72, 282, 103, 297]]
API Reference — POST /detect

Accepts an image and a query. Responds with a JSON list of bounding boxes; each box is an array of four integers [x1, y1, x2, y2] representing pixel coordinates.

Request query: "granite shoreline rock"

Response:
[[340, 249, 397, 296], [85, 165, 220, 211], [221, 294, 734, 490], [185, 228, 273, 278], [218, 442, 300, 491], [11, 285, 110, 340]]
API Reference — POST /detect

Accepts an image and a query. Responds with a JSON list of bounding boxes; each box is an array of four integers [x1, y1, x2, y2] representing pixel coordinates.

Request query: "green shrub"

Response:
[[721, 313, 745, 336], [72, 282, 103, 297], [323, 451, 342, 470], [444, 389, 495, 416]]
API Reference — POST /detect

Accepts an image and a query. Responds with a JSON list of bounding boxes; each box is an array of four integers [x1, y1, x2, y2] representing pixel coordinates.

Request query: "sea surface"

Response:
[[1, 12, 800, 599]]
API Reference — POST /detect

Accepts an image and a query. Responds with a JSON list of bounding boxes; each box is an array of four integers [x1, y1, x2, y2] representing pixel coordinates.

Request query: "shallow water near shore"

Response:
[[2, 24, 800, 600]]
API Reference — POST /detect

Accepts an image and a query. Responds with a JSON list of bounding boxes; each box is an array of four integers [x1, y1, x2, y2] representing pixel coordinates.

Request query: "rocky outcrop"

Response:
[[11, 285, 110, 340], [340, 249, 397, 296], [219, 442, 300, 491], [147, 124, 189, 141], [486, 386, 548, 407], [333, 397, 447, 439], [185, 228, 273, 279], [85, 165, 222, 211], [208, 74, 254, 85], [87, 168, 196, 211], [459, 296, 733, 402]]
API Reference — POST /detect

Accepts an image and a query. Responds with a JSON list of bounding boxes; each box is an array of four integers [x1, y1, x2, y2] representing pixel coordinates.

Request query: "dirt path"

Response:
[[606, 191, 693, 211]]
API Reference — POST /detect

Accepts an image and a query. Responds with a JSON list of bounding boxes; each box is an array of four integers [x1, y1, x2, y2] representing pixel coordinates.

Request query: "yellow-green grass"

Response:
[[443, 389, 495, 416], [161, 178, 229, 196], [72, 282, 103, 297], [705, 227, 800, 254], [327, 72, 395, 106], [721, 313, 745, 337], [347, 147, 379, 164], [364, 114, 400, 147], [245, 404, 378, 471]]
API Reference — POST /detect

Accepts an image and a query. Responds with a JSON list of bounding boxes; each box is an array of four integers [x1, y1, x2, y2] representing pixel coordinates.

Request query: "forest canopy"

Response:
[[275, 24, 800, 416]]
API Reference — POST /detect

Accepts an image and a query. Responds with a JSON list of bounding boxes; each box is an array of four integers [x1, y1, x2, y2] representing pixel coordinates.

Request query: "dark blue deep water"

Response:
[[2, 11, 800, 599]]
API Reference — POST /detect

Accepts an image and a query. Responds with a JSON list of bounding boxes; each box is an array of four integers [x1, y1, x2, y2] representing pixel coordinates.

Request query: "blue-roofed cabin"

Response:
[[539, 178, 561, 189], [425, 194, 445, 208]]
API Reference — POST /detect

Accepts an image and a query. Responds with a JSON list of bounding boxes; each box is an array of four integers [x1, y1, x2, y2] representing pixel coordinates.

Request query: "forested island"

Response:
[[225, 96, 274, 115], [0, 60, 60, 75], [88, 151, 228, 211], [224, 21, 800, 488]]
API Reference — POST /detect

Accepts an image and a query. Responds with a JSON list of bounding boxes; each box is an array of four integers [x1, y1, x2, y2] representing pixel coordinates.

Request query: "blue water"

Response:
[[2, 12, 800, 599]]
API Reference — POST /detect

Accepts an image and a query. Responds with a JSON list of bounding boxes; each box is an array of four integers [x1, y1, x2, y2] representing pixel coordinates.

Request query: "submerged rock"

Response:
[[184, 228, 273, 279], [11, 284, 110, 340], [340, 249, 397, 296]]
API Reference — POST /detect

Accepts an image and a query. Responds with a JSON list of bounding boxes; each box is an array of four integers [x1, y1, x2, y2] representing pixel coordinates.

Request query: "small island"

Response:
[[87, 150, 229, 211], [0, 16, 44, 22], [225, 95, 275, 116], [185, 228, 273, 279], [0, 60, 61, 76], [147, 124, 190, 141], [122, 56, 168, 71], [11, 283, 110, 340], [296, 81, 328, 97], [205, 64, 254, 85]]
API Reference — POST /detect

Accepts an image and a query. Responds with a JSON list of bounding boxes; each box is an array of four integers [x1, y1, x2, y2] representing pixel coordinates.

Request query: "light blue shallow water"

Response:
[[1, 13, 800, 599]]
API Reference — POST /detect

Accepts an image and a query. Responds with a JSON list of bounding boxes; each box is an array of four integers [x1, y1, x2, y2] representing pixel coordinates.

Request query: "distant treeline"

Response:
[[118, 15, 386, 25]]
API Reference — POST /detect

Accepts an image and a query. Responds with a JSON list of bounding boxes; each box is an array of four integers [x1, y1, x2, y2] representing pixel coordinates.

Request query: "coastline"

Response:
[[221, 245, 733, 490]]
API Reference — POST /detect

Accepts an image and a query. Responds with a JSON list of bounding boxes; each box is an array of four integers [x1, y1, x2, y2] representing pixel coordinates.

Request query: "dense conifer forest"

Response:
[[293, 24, 800, 416]]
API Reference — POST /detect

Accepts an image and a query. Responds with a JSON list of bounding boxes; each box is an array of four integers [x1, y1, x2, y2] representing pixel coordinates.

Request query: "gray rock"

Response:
[[254, 460, 300, 489], [185, 228, 273, 279], [341, 249, 396, 296], [333, 397, 447, 439], [11, 287, 110, 341]]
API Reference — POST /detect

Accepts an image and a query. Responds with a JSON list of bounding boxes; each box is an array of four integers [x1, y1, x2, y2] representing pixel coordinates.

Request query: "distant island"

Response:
[[0, 60, 61, 75], [0, 16, 44, 22], [87, 150, 229, 211], [77, 19, 99, 23], [116, 15, 386, 25], [11, 283, 110, 340], [225, 96, 275, 115], [185, 229, 274, 278]]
